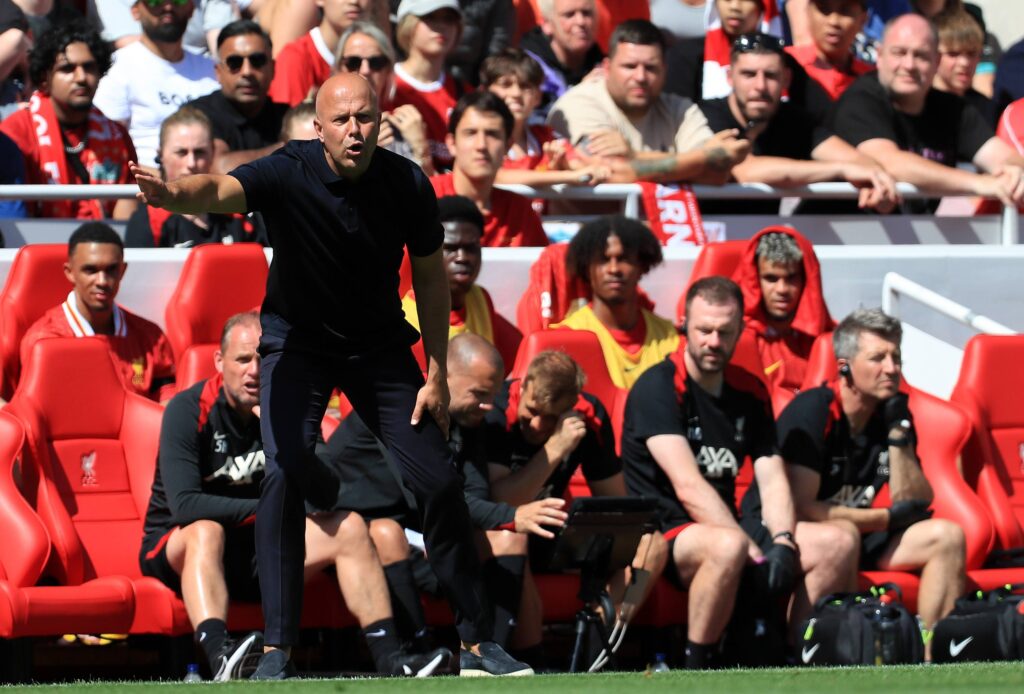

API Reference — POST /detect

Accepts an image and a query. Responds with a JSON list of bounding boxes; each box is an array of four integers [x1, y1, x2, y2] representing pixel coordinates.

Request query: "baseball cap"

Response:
[[396, 0, 461, 23]]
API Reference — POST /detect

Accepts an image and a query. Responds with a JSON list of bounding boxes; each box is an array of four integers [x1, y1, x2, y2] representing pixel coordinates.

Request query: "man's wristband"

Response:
[[772, 531, 795, 543], [887, 436, 911, 447]]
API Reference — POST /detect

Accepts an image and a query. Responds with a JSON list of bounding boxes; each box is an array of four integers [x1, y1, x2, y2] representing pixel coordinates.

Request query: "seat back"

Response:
[[674, 240, 746, 323], [510, 329, 623, 418], [799, 331, 837, 392], [515, 243, 589, 337], [0, 244, 71, 400], [0, 411, 50, 587], [175, 343, 219, 392], [950, 335, 1024, 549], [164, 244, 268, 359], [6, 338, 163, 585], [907, 385, 994, 569]]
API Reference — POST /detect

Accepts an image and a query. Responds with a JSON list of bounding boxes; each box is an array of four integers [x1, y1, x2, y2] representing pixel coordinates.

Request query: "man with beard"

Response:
[[191, 20, 290, 174], [0, 20, 138, 219], [699, 32, 898, 212], [621, 277, 858, 669], [94, 0, 218, 167]]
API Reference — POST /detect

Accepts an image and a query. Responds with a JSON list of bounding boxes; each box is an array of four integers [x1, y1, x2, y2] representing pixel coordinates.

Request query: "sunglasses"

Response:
[[340, 55, 391, 72], [731, 33, 785, 56], [140, 0, 190, 8], [224, 52, 269, 72]]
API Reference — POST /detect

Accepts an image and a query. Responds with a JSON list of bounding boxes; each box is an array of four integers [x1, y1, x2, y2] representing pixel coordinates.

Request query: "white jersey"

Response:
[[93, 41, 219, 167]]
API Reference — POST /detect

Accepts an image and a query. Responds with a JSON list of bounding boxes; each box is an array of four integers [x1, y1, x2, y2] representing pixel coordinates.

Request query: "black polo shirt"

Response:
[[774, 383, 917, 508], [622, 358, 777, 532], [483, 380, 621, 501], [230, 139, 443, 355], [191, 90, 289, 152], [321, 411, 516, 531]]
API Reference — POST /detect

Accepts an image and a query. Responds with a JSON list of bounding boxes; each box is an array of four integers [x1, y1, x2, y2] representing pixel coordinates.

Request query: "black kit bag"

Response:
[[796, 583, 924, 666], [932, 584, 1024, 663]]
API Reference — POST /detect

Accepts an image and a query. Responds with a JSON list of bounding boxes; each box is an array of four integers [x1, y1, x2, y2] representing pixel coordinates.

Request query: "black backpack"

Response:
[[932, 584, 1024, 663], [796, 583, 924, 666]]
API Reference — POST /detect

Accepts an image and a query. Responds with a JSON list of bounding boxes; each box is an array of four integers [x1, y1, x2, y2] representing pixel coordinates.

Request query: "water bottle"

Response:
[[651, 652, 671, 673], [183, 663, 203, 683], [872, 606, 898, 665]]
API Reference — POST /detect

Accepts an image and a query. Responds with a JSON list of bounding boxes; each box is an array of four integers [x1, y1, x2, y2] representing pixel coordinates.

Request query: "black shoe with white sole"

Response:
[[385, 646, 454, 677], [212, 631, 264, 682], [459, 642, 534, 677]]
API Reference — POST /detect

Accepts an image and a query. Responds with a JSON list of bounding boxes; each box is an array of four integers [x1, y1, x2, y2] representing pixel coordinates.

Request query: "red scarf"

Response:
[[639, 182, 707, 246], [28, 91, 134, 218]]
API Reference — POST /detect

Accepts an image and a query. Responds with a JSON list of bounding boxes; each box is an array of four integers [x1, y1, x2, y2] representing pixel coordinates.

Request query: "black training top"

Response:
[[622, 356, 777, 531], [191, 90, 290, 153], [832, 73, 993, 168], [141, 377, 264, 553], [483, 380, 621, 501], [701, 97, 832, 160], [769, 383, 917, 509], [230, 140, 443, 354], [321, 410, 517, 531]]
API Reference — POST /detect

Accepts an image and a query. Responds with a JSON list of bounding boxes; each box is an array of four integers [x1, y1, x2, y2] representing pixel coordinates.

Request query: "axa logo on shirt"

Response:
[[206, 449, 266, 485], [830, 484, 876, 508], [697, 446, 739, 478]]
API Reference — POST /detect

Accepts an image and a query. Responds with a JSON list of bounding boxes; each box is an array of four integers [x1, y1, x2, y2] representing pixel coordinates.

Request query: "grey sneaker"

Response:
[[459, 642, 534, 677], [385, 647, 454, 677], [212, 631, 264, 682], [250, 648, 297, 680]]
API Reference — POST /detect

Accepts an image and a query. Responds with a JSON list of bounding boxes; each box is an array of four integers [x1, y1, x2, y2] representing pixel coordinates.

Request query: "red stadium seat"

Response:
[[799, 331, 836, 391], [3, 339, 176, 633], [164, 244, 268, 360], [516, 243, 589, 337], [950, 335, 1024, 551], [675, 240, 746, 324], [0, 409, 137, 639], [0, 244, 70, 401], [510, 329, 625, 420], [175, 343, 219, 391]]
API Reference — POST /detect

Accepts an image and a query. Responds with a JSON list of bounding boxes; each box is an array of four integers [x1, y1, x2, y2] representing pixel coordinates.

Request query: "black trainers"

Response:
[[250, 648, 297, 680], [212, 631, 264, 682], [384, 646, 454, 677], [459, 642, 534, 677]]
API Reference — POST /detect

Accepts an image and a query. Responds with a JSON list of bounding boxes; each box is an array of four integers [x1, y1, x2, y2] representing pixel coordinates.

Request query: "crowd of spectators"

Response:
[[0, 0, 1022, 230]]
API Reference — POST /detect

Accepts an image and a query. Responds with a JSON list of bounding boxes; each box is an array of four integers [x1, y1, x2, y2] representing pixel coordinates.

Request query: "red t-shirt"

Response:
[[0, 108, 136, 218], [267, 29, 334, 106], [391, 65, 462, 171], [785, 44, 873, 101], [21, 296, 177, 402], [607, 319, 647, 356], [430, 173, 549, 247]]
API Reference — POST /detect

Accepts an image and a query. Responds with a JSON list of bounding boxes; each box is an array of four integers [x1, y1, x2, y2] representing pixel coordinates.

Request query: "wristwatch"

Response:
[[772, 531, 795, 544]]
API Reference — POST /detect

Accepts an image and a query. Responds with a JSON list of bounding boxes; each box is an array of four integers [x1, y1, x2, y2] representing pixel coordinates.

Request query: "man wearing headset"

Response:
[[758, 307, 966, 661]]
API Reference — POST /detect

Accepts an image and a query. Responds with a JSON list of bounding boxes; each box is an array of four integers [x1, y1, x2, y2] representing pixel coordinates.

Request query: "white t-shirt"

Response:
[[93, 42, 219, 167]]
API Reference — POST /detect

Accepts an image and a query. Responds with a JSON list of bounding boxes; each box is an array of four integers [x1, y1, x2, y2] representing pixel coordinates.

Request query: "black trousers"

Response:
[[256, 333, 493, 646]]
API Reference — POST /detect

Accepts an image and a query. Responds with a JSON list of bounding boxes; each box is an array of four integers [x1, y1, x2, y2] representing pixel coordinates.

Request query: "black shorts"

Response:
[[860, 531, 894, 570], [140, 523, 262, 602], [661, 520, 767, 591]]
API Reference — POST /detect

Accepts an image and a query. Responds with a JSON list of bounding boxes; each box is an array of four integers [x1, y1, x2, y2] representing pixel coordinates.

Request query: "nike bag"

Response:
[[932, 584, 1024, 663], [796, 584, 924, 666]]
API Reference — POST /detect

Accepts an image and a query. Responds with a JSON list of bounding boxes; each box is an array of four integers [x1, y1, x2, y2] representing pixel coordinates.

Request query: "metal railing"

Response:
[[0, 181, 1019, 244], [881, 272, 1016, 335]]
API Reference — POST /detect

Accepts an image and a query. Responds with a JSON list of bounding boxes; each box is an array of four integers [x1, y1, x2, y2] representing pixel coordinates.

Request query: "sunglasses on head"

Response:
[[140, 0, 190, 8], [731, 33, 785, 56], [341, 55, 391, 72], [224, 52, 269, 72]]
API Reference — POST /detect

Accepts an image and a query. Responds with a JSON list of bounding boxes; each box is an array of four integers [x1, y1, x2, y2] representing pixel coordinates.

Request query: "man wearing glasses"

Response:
[[94, 0, 218, 168], [191, 20, 289, 174]]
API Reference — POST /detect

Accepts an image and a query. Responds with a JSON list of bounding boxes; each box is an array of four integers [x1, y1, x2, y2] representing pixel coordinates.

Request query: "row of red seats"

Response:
[[2, 242, 1023, 643]]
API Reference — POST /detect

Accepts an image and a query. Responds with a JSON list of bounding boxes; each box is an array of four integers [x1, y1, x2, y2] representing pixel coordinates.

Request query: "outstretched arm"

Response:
[[131, 162, 248, 214]]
